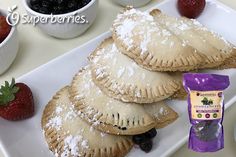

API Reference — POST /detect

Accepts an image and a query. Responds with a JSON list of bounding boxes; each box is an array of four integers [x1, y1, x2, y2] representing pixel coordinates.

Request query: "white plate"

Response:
[[1, 0, 236, 157]]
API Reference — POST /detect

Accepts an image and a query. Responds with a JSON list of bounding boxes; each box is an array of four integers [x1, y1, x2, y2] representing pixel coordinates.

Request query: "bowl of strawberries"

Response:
[[0, 9, 19, 75]]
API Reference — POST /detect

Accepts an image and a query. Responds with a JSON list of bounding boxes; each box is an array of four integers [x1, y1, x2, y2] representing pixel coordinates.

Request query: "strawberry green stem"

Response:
[[0, 78, 19, 106]]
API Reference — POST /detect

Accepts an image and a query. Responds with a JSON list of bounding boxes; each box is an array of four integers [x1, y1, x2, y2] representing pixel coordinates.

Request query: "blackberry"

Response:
[[140, 140, 153, 153], [31, 4, 40, 12], [144, 128, 157, 139], [193, 120, 220, 141], [38, 7, 50, 14], [30, 0, 40, 6], [132, 134, 147, 145], [29, 0, 92, 15], [57, 5, 65, 13], [132, 128, 157, 145], [41, 1, 51, 8], [68, 0, 79, 12]]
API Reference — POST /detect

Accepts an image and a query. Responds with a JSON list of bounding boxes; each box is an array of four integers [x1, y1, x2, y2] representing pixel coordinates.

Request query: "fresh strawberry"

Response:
[[0, 16, 11, 43], [177, 0, 206, 18], [0, 79, 34, 121]]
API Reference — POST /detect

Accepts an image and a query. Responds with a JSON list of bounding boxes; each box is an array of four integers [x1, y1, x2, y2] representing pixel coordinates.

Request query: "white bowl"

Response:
[[0, 9, 19, 75], [23, 0, 98, 39], [112, 0, 152, 7]]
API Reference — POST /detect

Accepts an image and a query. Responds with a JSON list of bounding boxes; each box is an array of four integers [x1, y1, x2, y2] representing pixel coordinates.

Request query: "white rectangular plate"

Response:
[[1, 0, 236, 157]]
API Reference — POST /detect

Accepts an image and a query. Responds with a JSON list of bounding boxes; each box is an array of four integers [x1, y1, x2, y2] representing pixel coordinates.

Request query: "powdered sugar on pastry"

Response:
[[56, 107, 63, 114], [143, 101, 179, 128], [116, 19, 138, 49], [190, 18, 231, 47], [112, 8, 205, 71], [152, 107, 169, 120], [44, 102, 91, 157], [46, 116, 62, 131], [90, 38, 180, 103], [150, 9, 235, 69], [114, 8, 160, 54], [61, 135, 89, 157], [93, 42, 173, 84], [42, 87, 133, 157], [70, 67, 156, 135]]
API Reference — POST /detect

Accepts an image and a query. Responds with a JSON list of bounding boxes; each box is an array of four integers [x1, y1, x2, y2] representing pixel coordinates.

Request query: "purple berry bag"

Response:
[[183, 73, 230, 152]]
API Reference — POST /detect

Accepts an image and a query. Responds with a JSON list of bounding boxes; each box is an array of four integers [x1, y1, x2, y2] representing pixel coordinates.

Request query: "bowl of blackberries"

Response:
[[23, 0, 98, 39], [0, 9, 19, 75]]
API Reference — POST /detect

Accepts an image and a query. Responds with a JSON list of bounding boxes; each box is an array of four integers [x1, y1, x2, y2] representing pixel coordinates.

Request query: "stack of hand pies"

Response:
[[41, 7, 236, 157]]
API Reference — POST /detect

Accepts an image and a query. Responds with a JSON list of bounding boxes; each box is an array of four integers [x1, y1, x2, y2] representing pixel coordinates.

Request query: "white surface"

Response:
[[112, 0, 152, 7], [22, 0, 98, 39], [1, 0, 236, 157], [0, 9, 19, 75], [234, 124, 236, 142]]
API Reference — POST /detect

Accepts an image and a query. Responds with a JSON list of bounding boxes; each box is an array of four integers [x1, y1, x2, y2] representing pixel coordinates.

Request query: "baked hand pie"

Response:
[[70, 66, 178, 135], [42, 86, 133, 157], [150, 9, 236, 69], [89, 38, 180, 103], [112, 7, 205, 72]]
